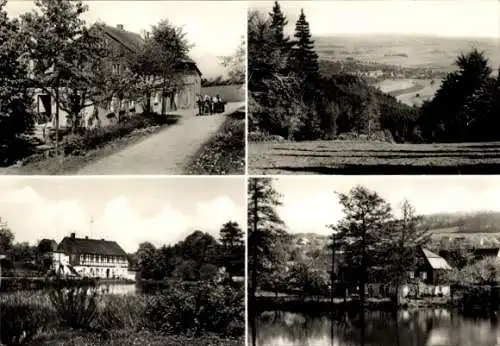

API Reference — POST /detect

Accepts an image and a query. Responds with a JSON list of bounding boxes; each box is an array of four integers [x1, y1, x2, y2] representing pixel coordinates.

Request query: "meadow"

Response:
[[0, 280, 244, 346], [248, 140, 500, 174], [315, 35, 500, 70], [375, 78, 441, 106]]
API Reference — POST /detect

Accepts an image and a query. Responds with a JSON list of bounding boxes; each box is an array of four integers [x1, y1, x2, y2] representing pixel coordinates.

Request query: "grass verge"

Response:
[[185, 108, 245, 175], [3, 113, 179, 175]]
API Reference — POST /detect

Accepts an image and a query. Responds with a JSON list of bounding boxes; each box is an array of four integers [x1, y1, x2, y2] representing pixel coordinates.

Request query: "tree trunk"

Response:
[[55, 87, 60, 157], [331, 233, 335, 305], [145, 90, 151, 113], [250, 182, 259, 327]]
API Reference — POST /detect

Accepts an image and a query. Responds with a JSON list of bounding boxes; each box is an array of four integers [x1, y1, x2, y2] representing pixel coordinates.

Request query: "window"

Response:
[[112, 64, 120, 74], [420, 271, 427, 280], [409, 271, 415, 279]]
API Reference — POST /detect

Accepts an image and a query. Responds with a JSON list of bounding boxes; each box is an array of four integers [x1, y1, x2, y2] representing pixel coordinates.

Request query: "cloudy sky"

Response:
[[274, 176, 500, 236], [250, 0, 500, 38], [5, 0, 246, 78], [0, 177, 245, 253]]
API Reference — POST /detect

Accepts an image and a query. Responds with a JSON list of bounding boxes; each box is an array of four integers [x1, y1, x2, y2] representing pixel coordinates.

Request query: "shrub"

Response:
[[143, 282, 244, 337], [62, 113, 167, 156], [0, 292, 56, 345], [48, 282, 100, 330]]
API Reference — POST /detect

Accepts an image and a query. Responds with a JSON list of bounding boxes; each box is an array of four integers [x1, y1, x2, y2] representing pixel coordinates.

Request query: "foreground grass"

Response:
[[28, 330, 242, 346], [249, 140, 500, 174], [185, 108, 245, 175], [1, 281, 244, 346]]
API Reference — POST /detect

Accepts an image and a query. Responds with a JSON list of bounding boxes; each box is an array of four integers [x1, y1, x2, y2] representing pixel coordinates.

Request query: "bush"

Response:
[[143, 282, 244, 337], [62, 113, 167, 156], [48, 283, 100, 330], [0, 292, 56, 345]]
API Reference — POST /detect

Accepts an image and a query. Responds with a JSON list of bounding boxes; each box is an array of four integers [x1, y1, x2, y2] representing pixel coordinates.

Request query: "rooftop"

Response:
[[56, 233, 128, 257]]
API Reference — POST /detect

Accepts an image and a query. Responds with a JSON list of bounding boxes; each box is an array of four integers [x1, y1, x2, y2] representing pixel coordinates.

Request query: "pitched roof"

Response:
[[95, 24, 201, 76], [57, 236, 128, 257], [98, 24, 144, 53], [422, 248, 452, 270]]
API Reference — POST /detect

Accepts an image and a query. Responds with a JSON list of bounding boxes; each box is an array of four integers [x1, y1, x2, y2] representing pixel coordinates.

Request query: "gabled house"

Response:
[[411, 247, 452, 285], [33, 23, 202, 135], [51, 232, 129, 279]]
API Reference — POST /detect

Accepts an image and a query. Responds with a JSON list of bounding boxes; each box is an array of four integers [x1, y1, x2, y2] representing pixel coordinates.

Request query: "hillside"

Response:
[[284, 211, 500, 267]]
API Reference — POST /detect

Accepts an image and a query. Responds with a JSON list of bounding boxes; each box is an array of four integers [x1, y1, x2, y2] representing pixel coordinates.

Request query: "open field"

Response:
[[248, 140, 500, 174], [375, 78, 441, 106], [315, 35, 500, 71]]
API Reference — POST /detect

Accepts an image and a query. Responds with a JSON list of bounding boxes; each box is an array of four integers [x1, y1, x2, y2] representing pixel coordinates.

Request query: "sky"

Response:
[[250, 0, 500, 38], [273, 176, 500, 236], [0, 177, 245, 253], [5, 0, 246, 79]]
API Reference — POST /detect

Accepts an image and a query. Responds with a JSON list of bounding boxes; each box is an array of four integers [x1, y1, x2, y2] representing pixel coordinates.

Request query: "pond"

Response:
[[97, 283, 137, 295], [251, 309, 500, 346]]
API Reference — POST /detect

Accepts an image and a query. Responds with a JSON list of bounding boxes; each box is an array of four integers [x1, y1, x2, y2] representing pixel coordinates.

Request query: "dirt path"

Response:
[[76, 102, 244, 175]]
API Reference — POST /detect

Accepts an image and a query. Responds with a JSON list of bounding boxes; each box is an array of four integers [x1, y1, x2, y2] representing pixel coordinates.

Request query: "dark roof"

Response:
[[57, 236, 128, 257], [98, 24, 144, 53], [95, 24, 201, 76]]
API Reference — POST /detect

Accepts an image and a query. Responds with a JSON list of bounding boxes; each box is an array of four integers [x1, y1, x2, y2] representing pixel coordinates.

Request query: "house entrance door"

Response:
[[106, 268, 110, 279]]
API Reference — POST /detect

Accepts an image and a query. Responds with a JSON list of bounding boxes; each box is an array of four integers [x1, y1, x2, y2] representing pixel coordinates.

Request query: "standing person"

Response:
[[216, 94, 223, 113], [196, 94, 202, 116], [204, 94, 210, 115], [212, 95, 218, 114]]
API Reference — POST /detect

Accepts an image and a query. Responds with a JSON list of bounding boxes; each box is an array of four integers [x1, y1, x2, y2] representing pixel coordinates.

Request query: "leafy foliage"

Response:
[[0, 1, 35, 165], [130, 20, 191, 115], [143, 281, 243, 337], [48, 281, 100, 330]]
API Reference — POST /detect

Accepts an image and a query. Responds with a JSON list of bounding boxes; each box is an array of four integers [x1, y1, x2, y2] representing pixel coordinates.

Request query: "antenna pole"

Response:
[[90, 217, 94, 239]]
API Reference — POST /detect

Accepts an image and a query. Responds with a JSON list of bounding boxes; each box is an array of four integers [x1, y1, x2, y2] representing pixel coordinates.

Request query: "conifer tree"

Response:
[[291, 9, 319, 81], [269, 1, 290, 55]]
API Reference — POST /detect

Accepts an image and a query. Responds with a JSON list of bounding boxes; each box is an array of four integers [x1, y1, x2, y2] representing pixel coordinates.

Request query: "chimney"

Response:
[[85, 236, 89, 239], [70, 232, 75, 239], [116, 24, 124, 30]]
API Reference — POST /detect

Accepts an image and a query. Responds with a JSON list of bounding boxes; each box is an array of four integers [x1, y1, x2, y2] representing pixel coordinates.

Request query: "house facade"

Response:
[[51, 233, 129, 279], [33, 23, 202, 134]]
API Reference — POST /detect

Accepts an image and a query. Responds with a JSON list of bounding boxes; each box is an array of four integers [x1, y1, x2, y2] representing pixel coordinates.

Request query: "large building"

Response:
[[33, 23, 202, 131], [51, 233, 130, 279]]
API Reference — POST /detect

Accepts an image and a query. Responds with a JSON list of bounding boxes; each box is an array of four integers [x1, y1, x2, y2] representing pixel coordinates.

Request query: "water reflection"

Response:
[[97, 283, 137, 295], [254, 309, 500, 346]]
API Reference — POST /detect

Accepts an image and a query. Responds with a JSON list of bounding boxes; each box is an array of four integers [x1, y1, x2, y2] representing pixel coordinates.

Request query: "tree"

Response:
[[420, 49, 494, 142], [247, 178, 286, 310], [37, 238, 56, 254], [0, 218, 14, 254], [219, 36, 245, 84], [220, 221, 244, 249], [0, 0, 34, 164], [290, 9, 319, 81], [136, 242, 163, 280], [333, 186, 393, 320], [132, 20, 191, 116], [383, 200, 429, 305], [269, 1, 291, 67]]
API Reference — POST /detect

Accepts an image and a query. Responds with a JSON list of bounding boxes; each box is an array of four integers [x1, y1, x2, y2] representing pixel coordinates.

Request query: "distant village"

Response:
[[285, 230, 500, 301]]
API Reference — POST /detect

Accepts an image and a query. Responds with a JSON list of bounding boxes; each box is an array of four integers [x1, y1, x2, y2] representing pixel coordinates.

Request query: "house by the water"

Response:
[[33, 23, 202, 133], [51, 233, 132, 280]]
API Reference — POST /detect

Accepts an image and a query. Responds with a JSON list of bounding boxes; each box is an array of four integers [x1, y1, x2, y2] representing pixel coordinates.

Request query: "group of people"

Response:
[[196, 94, 225, 116]]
